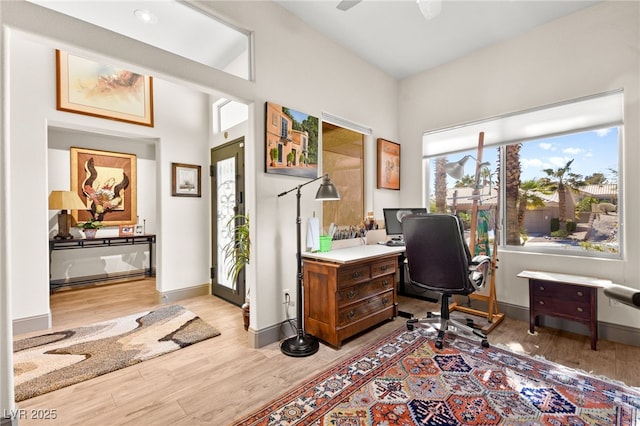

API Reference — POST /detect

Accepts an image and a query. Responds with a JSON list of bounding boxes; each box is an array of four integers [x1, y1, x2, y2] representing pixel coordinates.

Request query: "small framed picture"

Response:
[[172, 163, 201, 197], [134, 224, 145, 235], [119, 225, 135, 236]]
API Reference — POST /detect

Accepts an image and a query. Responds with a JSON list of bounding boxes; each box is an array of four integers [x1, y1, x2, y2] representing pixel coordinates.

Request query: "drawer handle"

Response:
[[382, 280, 389, 287], [381, 265, 388, 271], [347, 290, 357, 299], [577, 307, 583, 312], [539, 286, 545, 291], [577, 291, 583, 297], [539, 300, 545, 305], [382, 297, 389, 305], [348, 310, 355, 319], [351, 271, 361, 279]]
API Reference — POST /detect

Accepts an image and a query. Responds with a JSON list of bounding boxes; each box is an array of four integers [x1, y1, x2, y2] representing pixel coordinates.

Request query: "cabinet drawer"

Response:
[[530, 280, 591, 302], [336, 276, 395, 307], [371, 258, 397, 279], [532, 297, 592, 320], [337, 290, 394, 326], [337, 265, 371, 288]]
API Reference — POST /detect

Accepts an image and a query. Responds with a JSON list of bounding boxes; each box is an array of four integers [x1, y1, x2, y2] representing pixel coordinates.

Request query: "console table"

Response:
[[49, 234, 156, 291], [518, 270, 610, 350], [302, 245, 405, 348]]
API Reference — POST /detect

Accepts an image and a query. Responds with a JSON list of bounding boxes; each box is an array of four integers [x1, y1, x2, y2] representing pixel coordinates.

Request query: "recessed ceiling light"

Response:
[[134, 9, 158, 24]]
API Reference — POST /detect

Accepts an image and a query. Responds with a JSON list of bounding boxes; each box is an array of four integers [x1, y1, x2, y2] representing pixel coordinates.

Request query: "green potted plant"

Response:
[[222, 213, 251, 329], [79, 217, 102, 239]]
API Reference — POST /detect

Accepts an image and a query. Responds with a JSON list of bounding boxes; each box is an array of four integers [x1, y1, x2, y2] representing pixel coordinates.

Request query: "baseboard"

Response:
[[248, 319, 296, 349], [12, 313, 50, 335], [50, 268, 155, 292], [1, 416, 17, 426], [159, 283, 210, 304]]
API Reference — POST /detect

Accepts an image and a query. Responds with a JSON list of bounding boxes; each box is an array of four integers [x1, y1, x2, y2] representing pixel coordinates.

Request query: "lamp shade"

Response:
[[444, 156, 470, 180], [315, 175, 340, 201], [48, 190, 86, 210]]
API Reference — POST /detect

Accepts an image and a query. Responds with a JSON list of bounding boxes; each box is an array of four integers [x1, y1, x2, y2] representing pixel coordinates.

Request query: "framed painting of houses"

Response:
[[71, 147, 137, 226], [56, 50, 154, 127], [377, 138, 400, 190], [265, 102, 318, 178]]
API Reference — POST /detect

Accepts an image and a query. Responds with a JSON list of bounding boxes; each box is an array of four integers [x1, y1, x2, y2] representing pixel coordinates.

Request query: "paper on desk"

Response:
[[307, 217, 320, 251]]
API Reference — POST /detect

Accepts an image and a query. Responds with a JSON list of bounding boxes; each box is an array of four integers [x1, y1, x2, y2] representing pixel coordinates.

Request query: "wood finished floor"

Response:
[[12, 279, 640, 425]]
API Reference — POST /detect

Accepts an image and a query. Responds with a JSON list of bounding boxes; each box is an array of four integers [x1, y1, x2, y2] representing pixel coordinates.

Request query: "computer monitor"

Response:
[[383, 208, 427, 240]]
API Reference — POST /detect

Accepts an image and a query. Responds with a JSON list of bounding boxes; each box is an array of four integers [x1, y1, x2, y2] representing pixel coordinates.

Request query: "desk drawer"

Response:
[[530, 280, 591, 303], [338, 265, 371, 288], [532, 297, 592, 321], [337, 290, 394, 326], [371, 258, 397, 279], [336, 276, 395, 307]]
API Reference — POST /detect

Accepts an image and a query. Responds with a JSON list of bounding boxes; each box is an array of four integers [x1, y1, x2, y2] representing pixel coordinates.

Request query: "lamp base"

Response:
[[280, 333, 319, 357]]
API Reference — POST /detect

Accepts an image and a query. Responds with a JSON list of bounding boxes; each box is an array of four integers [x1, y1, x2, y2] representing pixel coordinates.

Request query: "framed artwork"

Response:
[[119, 225, 135, 237], [172, 163, 201, 197], [71, 147, 137, 226], [56, 50, 154, 127], [265, 101, 318, 178], [377, 138, 400, 190]]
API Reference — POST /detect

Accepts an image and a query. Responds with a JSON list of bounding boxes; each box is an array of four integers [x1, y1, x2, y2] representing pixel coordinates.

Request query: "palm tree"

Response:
[[541, 159, 584, 227], [504, 144, 521, 245], [434, 157, 447, 213], [454, 174, 475, 188], [518, 179, 548, 231]]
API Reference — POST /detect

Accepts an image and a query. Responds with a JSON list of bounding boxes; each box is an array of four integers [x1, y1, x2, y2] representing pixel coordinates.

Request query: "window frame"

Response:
[[422, 91, 623, 260]]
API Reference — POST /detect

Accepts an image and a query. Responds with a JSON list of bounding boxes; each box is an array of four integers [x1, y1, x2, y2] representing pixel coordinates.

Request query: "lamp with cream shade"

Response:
[[48, 190, 86, 239]]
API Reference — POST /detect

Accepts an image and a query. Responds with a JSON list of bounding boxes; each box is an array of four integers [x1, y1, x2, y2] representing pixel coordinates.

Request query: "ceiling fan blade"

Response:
[[336, 0, 362, 11]]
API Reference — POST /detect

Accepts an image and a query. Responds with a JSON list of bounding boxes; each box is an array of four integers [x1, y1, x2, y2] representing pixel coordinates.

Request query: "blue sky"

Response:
[[517, 127, 618, 183]]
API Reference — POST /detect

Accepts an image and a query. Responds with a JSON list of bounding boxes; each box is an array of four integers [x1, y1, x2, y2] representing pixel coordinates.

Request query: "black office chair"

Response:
[[403, 214, 491, 349]]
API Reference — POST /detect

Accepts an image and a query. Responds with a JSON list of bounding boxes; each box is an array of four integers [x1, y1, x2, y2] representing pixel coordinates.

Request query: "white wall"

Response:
[[8, 33, 211, 322], [398, 1, 640, 328]]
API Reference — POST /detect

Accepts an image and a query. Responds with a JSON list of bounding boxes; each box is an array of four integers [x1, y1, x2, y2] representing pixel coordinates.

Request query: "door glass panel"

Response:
[[217, 157, 236, 290]]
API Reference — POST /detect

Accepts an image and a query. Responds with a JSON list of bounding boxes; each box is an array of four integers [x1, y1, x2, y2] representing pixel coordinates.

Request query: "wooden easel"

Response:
[[449, 132, 504, 334]]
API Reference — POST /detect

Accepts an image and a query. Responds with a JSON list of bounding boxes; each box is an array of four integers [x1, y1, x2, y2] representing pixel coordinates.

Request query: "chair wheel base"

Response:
[[482, 339, 489, 348], [407, 323, 414, 331], [435, 340, 443, 349]]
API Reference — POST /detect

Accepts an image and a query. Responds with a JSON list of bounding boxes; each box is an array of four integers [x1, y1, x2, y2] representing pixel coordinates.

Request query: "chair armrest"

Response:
[[468, 255, 492, 290]]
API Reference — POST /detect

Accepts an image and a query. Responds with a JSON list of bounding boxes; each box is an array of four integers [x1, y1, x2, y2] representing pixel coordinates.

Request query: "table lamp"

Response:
[[48, 190, 86, 239]]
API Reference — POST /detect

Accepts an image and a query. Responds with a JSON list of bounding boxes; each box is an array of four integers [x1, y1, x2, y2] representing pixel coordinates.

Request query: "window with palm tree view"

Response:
[[428, 126, 620, 258]]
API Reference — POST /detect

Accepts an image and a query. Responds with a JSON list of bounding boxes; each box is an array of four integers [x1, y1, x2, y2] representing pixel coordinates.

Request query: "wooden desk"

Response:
[[302, 245, 405, 347], [518, 270, 610, 350], [49, 234, 156, 291]]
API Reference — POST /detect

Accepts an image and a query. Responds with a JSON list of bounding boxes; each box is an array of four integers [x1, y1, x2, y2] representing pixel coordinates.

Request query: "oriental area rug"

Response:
[[13, 304, 220, 402], [234, 327, 640, 425]]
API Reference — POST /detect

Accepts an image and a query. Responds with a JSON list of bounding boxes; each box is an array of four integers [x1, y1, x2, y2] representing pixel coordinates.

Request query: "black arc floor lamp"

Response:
[[277, 173, 340, 357]]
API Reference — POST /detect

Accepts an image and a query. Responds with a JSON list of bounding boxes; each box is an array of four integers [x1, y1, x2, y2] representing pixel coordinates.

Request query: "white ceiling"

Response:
[[276, 0, 600, 79], [30, 0, 600, 80]]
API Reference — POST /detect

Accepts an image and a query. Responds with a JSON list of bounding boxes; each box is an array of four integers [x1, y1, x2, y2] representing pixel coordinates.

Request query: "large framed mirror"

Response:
[[321, 122, 364, 231]]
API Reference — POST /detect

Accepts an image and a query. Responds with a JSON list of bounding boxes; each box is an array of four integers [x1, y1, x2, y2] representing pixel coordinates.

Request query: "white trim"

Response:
[[322, 112, 372, 136]]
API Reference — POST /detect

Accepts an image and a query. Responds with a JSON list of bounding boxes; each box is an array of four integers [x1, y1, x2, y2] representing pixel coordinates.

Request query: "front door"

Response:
[[211, 138, 245, 306]]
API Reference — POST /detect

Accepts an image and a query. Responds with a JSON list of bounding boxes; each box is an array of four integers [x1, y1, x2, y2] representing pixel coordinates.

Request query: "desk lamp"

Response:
[[277, 174, 340, 357], [48, 190, 86, 239]]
